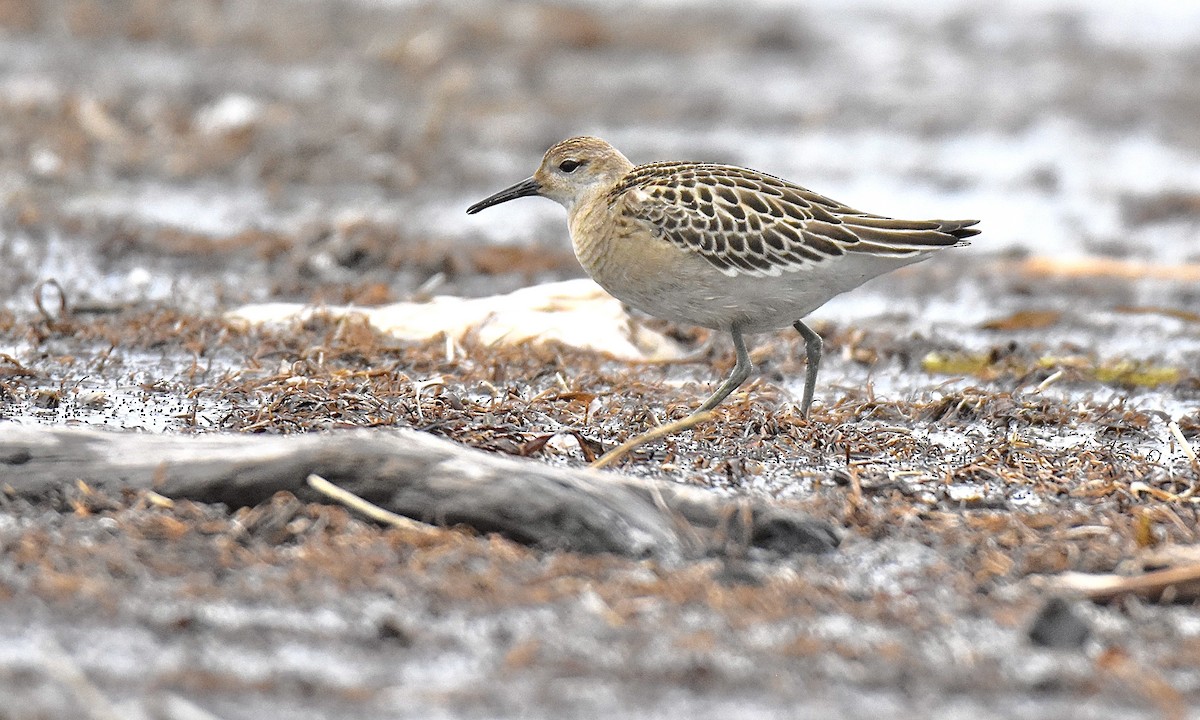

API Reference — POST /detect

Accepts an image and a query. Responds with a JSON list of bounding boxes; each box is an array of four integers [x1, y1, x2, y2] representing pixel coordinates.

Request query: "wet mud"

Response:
[[1, 2, 1199, 718]]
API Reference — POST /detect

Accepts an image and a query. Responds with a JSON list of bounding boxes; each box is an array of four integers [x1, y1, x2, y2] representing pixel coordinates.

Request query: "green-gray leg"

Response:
[[793, 320, 823, 416], [694, 328, 752, 414]]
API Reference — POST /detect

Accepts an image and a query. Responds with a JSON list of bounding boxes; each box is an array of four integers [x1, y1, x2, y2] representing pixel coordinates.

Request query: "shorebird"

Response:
[[467, 137, 977, 451]]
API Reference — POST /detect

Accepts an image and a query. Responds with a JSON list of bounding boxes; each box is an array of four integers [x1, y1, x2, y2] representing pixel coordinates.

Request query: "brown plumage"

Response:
[[467, 136, 978, 421], [611, 161, 977, 276]]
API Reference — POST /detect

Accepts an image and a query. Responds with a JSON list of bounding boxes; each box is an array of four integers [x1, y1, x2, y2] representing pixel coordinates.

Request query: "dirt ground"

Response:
[[1, 2, 1200, 719]]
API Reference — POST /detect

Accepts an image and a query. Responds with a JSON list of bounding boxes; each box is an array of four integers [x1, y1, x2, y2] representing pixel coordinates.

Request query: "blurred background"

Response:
[[3, 6, 1200, 716], [1, 0, 1198, 313]]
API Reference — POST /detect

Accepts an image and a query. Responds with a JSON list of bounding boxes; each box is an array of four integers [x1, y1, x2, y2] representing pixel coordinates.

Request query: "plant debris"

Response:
[[3, 1, 1200, 717]]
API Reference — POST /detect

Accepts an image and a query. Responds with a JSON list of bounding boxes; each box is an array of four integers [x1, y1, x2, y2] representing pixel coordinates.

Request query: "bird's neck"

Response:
[[567, 184, 619, 276], [565, 182, 613, 219]]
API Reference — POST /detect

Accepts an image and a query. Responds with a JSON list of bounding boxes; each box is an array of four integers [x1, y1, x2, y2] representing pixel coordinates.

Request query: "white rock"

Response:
[[195, 94, 262, 136], [226, 279, 687, 362]]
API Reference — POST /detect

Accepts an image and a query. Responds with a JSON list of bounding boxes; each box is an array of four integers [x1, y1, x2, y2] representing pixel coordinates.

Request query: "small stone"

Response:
[[1028, 596, 1090, 649]]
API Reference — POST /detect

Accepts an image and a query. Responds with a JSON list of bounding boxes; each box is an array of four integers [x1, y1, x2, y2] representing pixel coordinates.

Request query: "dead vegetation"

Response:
[[3, 1, 1200, 717]]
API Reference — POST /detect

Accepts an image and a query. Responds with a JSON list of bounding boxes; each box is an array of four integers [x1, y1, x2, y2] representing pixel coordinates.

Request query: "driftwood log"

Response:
[[0, 426, 838, 561]]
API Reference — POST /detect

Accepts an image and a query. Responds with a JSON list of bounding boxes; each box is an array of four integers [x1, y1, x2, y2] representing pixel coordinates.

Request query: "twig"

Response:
[[645, 471, 704, 552], [1035, 369, 1064, 393], [306, 474, 436, 532], [848, 466, 864, 506], [33, 278, 68, 324], [413, 375, 445, 421], [150, 693, 232, 720], [591, 410, 714, 469], [1169, 421, 1200, 474], [1168, 421, 1199, 498], [1052, 562, 1200, 603], [39, 636, 124, 720]]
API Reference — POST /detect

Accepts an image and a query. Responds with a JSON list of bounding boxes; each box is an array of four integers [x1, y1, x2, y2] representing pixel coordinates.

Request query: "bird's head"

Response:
[[466, 136, 634, 214]]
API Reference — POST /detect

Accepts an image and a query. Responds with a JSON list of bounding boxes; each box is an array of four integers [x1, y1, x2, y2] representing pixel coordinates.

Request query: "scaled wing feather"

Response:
[[611, 162, 978, 277]]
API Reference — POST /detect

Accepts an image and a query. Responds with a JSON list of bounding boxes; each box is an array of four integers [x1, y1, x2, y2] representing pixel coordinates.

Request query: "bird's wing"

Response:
[[611, 162, 979, 278]]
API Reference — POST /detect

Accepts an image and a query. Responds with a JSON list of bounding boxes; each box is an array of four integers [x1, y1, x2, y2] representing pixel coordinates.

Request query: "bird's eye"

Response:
[[558, 159, 582, 173]]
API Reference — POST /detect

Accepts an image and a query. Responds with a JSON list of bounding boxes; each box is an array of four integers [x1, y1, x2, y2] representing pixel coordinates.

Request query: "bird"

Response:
[[467, 136, 978, 426]]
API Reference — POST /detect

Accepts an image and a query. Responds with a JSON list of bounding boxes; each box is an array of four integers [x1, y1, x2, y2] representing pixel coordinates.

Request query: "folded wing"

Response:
[[611, 162, 980, 278]]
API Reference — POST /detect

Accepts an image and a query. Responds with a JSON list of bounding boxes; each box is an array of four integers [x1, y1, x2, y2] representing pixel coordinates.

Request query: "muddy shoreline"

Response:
[[2, 2, 1199, 718]]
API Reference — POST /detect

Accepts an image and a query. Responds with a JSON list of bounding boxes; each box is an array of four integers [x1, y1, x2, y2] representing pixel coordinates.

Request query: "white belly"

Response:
[[568, 202, 931, 335], [595, 250, 929, 334]]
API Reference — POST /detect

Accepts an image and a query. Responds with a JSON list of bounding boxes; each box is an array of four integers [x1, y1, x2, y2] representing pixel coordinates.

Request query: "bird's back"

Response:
[[607, 161, 978, 279]]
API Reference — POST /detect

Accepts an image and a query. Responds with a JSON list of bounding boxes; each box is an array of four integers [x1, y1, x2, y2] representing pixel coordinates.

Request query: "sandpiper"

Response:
[[467, 136, 978, 425]]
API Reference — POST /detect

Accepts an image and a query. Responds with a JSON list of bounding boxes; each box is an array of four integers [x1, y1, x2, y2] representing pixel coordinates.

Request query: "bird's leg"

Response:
[[591, 328, 750, 469], [694, 328, 752, 413], [793, 320, 823, 417]]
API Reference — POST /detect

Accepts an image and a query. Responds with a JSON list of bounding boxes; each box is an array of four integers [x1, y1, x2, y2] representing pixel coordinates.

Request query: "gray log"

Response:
[[0, 425, 838, 560]]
